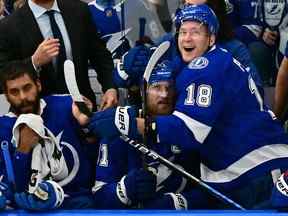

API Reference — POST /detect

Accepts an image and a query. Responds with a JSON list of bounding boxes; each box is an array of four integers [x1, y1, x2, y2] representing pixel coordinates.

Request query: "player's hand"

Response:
[[32, 38, 60, 67], [88, 106, 139, 139], [262, 28, 278, 46], [100, 88, 118, 111], [72, 96, 93, 126], [113, 45, 151, 88], [122, 168, 156, 203], [17, 124, 40, 153], [14, 180, 64, 211]]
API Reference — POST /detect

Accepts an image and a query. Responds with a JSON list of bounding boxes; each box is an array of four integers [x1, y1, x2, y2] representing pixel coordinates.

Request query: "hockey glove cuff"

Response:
[[88, 106, 139, 139], [14, 180, 64, 210], [144, 193, 188, 210], [116, 168, 156, 205]]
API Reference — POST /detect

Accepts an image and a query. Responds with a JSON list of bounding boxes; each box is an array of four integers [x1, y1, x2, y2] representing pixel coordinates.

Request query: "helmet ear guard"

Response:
[[174, 4, 219, 35]]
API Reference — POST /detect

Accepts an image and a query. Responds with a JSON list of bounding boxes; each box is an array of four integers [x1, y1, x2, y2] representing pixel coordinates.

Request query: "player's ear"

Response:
[[209, 34, 216, 47], [36, 79, 42, 92]]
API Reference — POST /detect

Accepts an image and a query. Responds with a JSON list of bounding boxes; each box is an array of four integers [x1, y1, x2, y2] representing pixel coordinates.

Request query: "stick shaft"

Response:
[[120, 135, 246, 210], [1, 141, 16, 191]]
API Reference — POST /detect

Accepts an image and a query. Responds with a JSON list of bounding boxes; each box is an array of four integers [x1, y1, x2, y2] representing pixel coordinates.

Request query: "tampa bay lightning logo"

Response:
[[267, 4, 282, 15], [55, 131, 80, 187], [188, 57, 209, 69]]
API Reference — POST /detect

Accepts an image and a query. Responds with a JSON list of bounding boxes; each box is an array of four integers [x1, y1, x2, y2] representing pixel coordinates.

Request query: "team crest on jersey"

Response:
[[188, 57, 209, 69], [105, 8, 113, 17]]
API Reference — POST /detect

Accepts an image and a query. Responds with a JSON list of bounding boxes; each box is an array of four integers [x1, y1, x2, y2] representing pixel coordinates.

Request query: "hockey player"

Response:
[[0, 61, 95, 210], [82, 4, 288, 209], [88, 0, 131, 59], [274, 42, 288, 121], [73, 61, 198, 209]]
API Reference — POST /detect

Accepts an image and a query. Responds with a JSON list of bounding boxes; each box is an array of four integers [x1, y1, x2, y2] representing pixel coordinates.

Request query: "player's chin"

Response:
[[20, 106, 34, 114], [157, 105, 173, 115], [182, 52, 196, 63]]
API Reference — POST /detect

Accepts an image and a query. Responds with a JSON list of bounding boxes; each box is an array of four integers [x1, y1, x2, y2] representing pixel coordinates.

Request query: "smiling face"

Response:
[[178, 21, 215, 63]]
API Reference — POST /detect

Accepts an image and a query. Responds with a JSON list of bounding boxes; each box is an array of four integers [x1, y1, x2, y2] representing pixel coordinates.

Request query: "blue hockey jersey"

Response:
[[155, 45, 288, 190], [92, 135, 199, 209], [228, 0, 262, 44], [88, 1, 130, 59], [0, 95, 94, 204]]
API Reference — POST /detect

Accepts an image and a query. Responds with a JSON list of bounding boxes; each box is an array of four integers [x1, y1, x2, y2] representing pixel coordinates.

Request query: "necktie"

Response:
[[46, 10, 67, 92]]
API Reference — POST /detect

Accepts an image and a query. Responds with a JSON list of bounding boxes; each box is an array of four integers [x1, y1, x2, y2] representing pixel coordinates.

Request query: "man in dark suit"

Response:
[[0, 0, 118, 110]]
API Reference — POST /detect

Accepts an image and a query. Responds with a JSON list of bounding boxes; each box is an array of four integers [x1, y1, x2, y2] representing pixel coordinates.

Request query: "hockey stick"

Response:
[[1, 141, 16, 191], [142, 41, 170, 148], [64, 60, 92, 117], [120, 0, 126, 56], [139, 17, 146, 42], [120, 135, 245, 210]]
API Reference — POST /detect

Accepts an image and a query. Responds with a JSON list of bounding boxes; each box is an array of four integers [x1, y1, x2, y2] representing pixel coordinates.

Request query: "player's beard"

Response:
[[32, 0, 54, 5], [10, 94, 41, 116]]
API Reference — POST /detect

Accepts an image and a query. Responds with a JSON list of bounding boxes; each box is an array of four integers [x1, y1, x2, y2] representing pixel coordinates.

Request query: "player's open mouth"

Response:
[[184, 47, 194, 52]]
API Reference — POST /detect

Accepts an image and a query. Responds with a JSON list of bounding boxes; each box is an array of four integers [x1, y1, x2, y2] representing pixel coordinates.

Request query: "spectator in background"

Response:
[[0, 0, 117, 110]]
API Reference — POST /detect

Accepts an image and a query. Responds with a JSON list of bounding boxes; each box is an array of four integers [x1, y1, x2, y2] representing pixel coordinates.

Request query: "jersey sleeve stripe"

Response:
[[172, 111, 211, 144], [200, 144, 288, 183]]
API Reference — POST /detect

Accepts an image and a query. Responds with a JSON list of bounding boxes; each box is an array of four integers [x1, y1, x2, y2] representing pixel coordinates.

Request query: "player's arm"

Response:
[[274, 56, 288, 121], [12, 124, 40, 192]]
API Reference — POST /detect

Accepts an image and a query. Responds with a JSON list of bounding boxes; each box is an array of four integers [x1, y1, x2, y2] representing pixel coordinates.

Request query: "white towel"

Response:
[[12, 114, 68, 193]]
